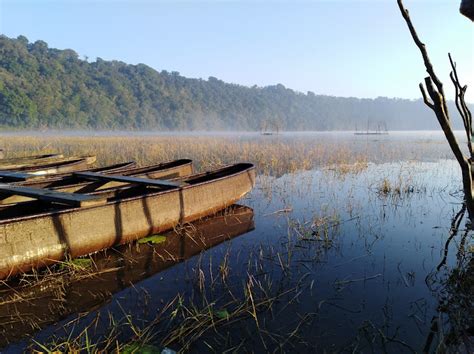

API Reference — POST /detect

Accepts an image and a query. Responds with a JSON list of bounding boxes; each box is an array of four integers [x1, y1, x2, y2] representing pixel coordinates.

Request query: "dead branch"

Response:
[[396, 0, 447, 114], [419, 83, 434, 109], [397, 0, 467, 169], [449, 53, 473, 159]]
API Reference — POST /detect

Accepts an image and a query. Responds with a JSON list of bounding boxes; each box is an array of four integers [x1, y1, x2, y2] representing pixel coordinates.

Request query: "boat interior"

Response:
[[0, 163, 254, 221]]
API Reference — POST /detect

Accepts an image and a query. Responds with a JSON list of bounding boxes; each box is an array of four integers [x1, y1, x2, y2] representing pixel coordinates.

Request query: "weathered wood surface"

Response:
[[0, 161, 137, 183], [0, 154, 67, 170], [0, 163, 255, 279], [0, 184, 106, 207], [0, 153, 62, 163], [0, 171, 45, 182], [74, 171, 187, 188], [11, 156, 96, 175], [0, 160, 193, 205]]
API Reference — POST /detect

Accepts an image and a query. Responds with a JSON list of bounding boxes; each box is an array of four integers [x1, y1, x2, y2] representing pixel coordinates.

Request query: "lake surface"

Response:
[[0, 131, 472, 353]]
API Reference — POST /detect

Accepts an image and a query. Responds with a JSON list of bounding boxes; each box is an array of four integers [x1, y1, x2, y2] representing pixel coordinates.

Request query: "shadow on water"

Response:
[[424, 204, 473, 353], [0, 205, 254, 348]]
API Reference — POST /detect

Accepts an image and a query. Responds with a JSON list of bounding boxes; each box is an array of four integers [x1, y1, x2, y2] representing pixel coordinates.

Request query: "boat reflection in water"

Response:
[[0, 204, 254, 347]]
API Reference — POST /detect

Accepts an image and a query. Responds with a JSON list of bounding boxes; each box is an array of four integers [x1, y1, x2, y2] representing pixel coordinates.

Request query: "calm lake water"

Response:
[[1, 131, 472, 353]]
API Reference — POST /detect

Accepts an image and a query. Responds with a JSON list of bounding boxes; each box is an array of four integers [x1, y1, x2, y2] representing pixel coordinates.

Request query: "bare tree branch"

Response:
[[449, 53, 472, 126], [396, 0, 449, 116], [419, 83, 434, 110], [449, 53, 473, 158], [397, 0, 467, 170]]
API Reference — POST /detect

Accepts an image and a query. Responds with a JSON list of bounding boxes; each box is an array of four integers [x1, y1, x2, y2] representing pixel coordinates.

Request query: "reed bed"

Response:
[[0, 134, 452, 176]]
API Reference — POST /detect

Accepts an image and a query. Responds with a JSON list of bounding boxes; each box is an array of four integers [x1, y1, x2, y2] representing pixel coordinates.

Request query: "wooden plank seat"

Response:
[[0, 184, 106, 207], [73, 171, 188, 188], [0, 171, 46, 182]]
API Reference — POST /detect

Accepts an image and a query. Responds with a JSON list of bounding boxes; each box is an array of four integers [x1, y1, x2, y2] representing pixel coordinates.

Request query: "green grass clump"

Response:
[[137, 235, 167, 244]]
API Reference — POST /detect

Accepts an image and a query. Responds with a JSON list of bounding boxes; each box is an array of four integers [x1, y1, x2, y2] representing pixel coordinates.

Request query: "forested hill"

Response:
[[0, 35, 470, 130]]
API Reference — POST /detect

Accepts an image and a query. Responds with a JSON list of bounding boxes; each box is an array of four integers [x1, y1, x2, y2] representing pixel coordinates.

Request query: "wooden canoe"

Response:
[[18, 159, 193, 187], [0, 161, 137, 182], [0, 153, 65, 169], [0, 163, 255, 279], [0, 159, 194, 205], [1, 156, 96, 175], [0, 205, 254, 347]]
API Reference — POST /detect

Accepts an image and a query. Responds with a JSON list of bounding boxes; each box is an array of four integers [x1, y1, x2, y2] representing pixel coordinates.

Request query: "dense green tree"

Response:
[[0, 35, 471, 130]]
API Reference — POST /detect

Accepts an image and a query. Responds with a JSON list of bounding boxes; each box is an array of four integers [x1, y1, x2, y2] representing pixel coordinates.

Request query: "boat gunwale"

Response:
[[0, 162, 255, 224], [0, 153, 63, 163], [16, 159, 193, 186], [52, 160, 136, 175], [120, 158, 193, 176], [13, 156, 94, 171]]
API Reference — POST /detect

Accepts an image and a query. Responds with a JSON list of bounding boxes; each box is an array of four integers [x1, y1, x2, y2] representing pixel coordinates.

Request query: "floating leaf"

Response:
[[214, 309, 230, 319], [137, 235, 167, 244]]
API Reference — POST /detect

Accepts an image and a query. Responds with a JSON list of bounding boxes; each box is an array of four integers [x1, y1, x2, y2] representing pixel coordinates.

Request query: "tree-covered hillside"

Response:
[[0, 35, 469, 130]]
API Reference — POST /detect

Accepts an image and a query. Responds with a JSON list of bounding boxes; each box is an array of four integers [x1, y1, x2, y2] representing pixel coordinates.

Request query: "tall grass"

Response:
[[0, 134, 423, 176]]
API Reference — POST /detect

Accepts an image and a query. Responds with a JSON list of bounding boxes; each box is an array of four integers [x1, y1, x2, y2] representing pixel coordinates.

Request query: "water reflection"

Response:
[[425, 204, 473, 352], [0, 205, 254, 347]]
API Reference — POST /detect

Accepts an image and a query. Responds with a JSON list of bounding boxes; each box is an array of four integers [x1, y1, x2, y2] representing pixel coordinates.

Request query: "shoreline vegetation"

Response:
[[0, 134, 458, 176], [1, 35, 472, 131]]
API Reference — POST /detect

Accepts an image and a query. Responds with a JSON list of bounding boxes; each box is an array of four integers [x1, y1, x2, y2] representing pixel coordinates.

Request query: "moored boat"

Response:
[[0, 153, 65, 169], [0, 160, 136, 182], [0, 156, 97, 177], [0, 163, 255, 279], [19, 158, 192, 187], [0, 159, 193, 205]]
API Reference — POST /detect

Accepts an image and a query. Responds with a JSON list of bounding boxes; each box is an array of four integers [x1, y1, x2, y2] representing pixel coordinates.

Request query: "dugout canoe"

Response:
[[0, 153, 65, 169], [0, 161, 137, 183], [0, 163, 255, 279], [0, 205, 254, 347], [19, 158, 193, 187], [0, 156, 96, 175], [0, 159, 194, 205]]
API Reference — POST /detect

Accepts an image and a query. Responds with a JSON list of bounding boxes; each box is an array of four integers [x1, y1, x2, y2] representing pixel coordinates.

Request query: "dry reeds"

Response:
[[0, 134, 432, 176]]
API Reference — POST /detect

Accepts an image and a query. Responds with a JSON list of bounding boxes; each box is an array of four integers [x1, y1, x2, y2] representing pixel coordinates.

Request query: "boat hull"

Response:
[[0, 163, 255, 279], [18, 156, 96, 175], [0, 156, 97, 175], [0, 154, 64, 169]]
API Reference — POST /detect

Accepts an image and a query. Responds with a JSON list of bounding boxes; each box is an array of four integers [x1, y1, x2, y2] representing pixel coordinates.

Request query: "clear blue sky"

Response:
[[0, 0, 473, 101]]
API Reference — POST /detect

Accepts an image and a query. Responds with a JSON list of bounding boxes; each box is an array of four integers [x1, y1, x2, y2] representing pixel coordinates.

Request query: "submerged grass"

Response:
[[22, 219, 340, 353]]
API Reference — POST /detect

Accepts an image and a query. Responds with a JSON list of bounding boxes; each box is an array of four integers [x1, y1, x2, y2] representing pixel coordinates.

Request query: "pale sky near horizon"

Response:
[[0, 0, 473, 101]]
